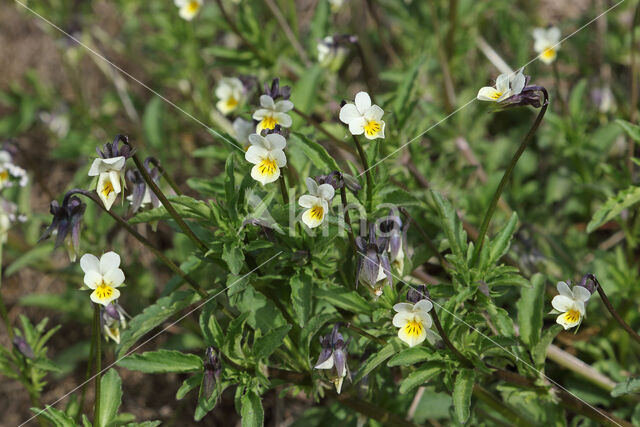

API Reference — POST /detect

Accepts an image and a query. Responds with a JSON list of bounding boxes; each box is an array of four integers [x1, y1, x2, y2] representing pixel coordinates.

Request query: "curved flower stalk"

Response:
[[550, 281, 591, 330], [80, 252, 125, 307], [393, 299, 434, 347], [339, 91, 385, 140], [100, 302, 128, 344], [245, 133, 287, 185], [299, 177, 335, 228], [38, 194, 86, 261], [175, 0, 202, 20], [314, 325, 350, 394], [0, 149, 28, 189], [215, 77, 246, 115], [533, 26, 561, 64], [89, 136, 134, 211], [355, 224, 392, 297]]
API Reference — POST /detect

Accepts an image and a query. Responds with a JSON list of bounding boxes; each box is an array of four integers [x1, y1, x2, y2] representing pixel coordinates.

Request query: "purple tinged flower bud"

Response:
[[39, 193, 86, 262], [13, 336, 35, 359], [407, 285, 427, 304], [263, 78, 291, 101], [355, 224, 392, 297], [125, 157, 161, 214], [315, 171, 362, 194], [97, 134, 135, 160], [203, 346, 222, 400], [314, 325, 350, 394], [577, 274, 598, 295], [100, 302, 128, 344]]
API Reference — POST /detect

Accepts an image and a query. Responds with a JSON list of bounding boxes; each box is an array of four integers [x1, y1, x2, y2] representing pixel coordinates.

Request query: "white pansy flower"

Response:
[[0, 150, 28, 189], [80, 252, 125, 307], [393, 299, 433, 347], [244, 133, 287, 185], [339, 91, 385, 140], [533, 27, 561, 65], [215, 77, 245, 116], [298, 177, 335, 228], [88, 157, 126, 211], [477, 69, 526, 103], [0, 199, 25, 244], [551, 281, 591, 330], [232, 117, 255, 150], [252, 95, 294, 134], [174, 0, 203, 21], [317, 37, 348, 72]]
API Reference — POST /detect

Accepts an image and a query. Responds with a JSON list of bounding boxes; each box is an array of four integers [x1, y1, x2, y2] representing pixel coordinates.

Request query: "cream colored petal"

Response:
[[354, 92, 372, 115], [272, 149, 287, 168], [393, 303, 415, 313], [245, 146, 268, 164], [265, 133, 287, 150], [495, 73, 510, 93], [298, 195, 319, 208], [414, 299, 433, 313], [416, 312, 433, 329], [551, 295, 574, 312], [248, 133, 266, 148], [556, 311, 581, 330], [477, 87, 502, 102], [275, 112, 292, 128], [572, 285, 591, 303], [90, 287, 120, 307], [317, 183, 335, 201], [364, 104, 384, 121], [100, 251, 121, 273], [97, 173, 118, 211], [302, 208, 323, 228], [392, 310, 413, 327], [103, 268, 125, 287], [556, 281, 573, 298], [216, 99, 235, 115], [84, 270, 103, 289], [252, 109, 268, 121], [339, 104, 361, 124], [88, 158, 103, 176], [251, 164, 280, 185], [348, 117, 366, 135], [260, 95, 275, 110], [315, 356, 334, 370], [363, 120, 385, 140], [398, 322, 427, 347], [80, 253, 100, 273], [547, 27, 561, 44], [275, 100, 294, 112], [109, 170, 122, 194], [305, 177, 318, 195]]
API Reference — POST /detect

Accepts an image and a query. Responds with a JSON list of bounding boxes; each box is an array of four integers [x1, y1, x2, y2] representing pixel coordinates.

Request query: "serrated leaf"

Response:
[[199, 302, 224, 347], [241, 389, 264, 427], [616, 119, 640, 143], [116, 290, 201, 358], [98, 369, 122, 427], [31, 406, 76, 426], [253, 324, 292, 360], [399, 362, 443, 394], [290, 132, 341, 172], [611, 377, 640, 397], [222, 241, 245, 275], [393, 57, 422, 128], [532, 325, 562, 367], [487, 213, 518, 266], [453, 369, 475, 424], [290, 270, 312, 327], [129, 195, 211, 224], [118, 350, 202, 374], [517, 273, 545, 348], [587, 186, 640, 233]]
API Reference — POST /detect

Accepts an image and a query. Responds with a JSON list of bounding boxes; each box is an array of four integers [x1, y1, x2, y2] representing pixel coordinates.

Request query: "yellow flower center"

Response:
[[541, 47, 556, 61], [187, 1, 200, 13], [309, 205, 324, 220], [226, 96, 239, 110], [490, 91, 502, 100], [364, 120, 381, 136], [101, 180, 115, 198], [95, 283, 114, 300], [0, 169, 8, 183], [260, 115, 278, 130], [562, 309, 581, 324], [404, 319, 423, 337], [257, 157, 278, 176]]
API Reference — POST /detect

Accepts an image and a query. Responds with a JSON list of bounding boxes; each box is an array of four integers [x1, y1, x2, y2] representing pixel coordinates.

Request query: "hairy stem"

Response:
[[471, 89, 549, 265], [79, 325, 96, 417], [351, 135, 373, 213], [589, 274, 640, 345], [429, 300, 473, 369], [93, 305, 102, 426], [340, 187, 357, 250], [278, 173, 289, 205], [148, 158, 183, 196], [66, 190, 208, 298]]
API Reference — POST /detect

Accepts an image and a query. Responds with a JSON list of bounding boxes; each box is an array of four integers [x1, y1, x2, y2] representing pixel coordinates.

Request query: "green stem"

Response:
[[589, 274, 640, 345], [472, 384, 535, 427], [340, 187, 357, 251], [79, 325, 96, 417], [93, 305, 102, 426], [278, 172, 289, 204], [351, 135, 373, 213], [149, 159, 183, 196], [66, 190, 208, 299], [128, 152, 210, 254], [429, 300, 473, 369], [471, 90, 549, 265]]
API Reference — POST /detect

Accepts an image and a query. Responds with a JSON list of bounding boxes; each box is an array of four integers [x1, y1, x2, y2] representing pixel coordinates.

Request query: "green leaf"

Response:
[[517, 273, 545, 348], [5, 243, 54, 277], [532, 325, 562, 367], [393, 57, 422, 128], [143, 97, 163, 148], [116, 290, 201, 358], [31, 406, 76, 426], [616, 119, 640, 143], [387, 346, 433, 367], [199, 301, 224, 347], [290, 132, 341, 172], [353, 341, 402, 383], [194, 380, 231, 421], [98, 369, 122, 427], [290, 270, 312, 327], [290, 65, 323, 112], [299, 313, 336, 362], [222, 241, 245, 275], [241, 389, 264, 427], [315, 288, 372, 315], [431, 191, 467, 260], [177, 374, 203, 400], [224, 155, 237, 218], [399, 362, 443, 394], [129, 195, 211, 224], [118, 350, 203, 374], [224, 312, 250, 360], [587, 186, 640, 233], [611, 377, 640, 397], [309, 0, 329, 50], [253, 324, 292, 360], [568, 79, 587, 118], [453, 369, 475, 424], [487, 213, 518, 266]]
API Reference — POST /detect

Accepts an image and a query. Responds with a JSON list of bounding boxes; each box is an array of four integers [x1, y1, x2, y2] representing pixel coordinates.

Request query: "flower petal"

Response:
[[477, 87, 502, 102], [275, 112, 292, 128], [364, 105, 384, 121], [100, 251, 121, 273], [495, 73, 510, 93], [392, 310, 412, 327], [90, 286, 120, 307], [275, 100, 294, 112], [302, 208, 324, 228], [265, 133, 287, 151], [84, 270, 103, 289], [103, 268, 125, 287], [251, 164, 280, 185], [305, 177, 318, 195], [272, 149, 287, 168], [414, 299, 433, 313], [298, 195, 319, 208], [80, 253, 100, 273], [348, 117, 366, 135], [556, 281, 573, 298], [259, 95, 275, 110], [245, 146, 268, 164], [339, 104, 361, 124], [317, 183, 335, 201], [393, 303, 414, 314], [354, 92, 372, 115], [88, 159, 103, 176], [551, 295, 574, 312], [572, 285, 591, 303]]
